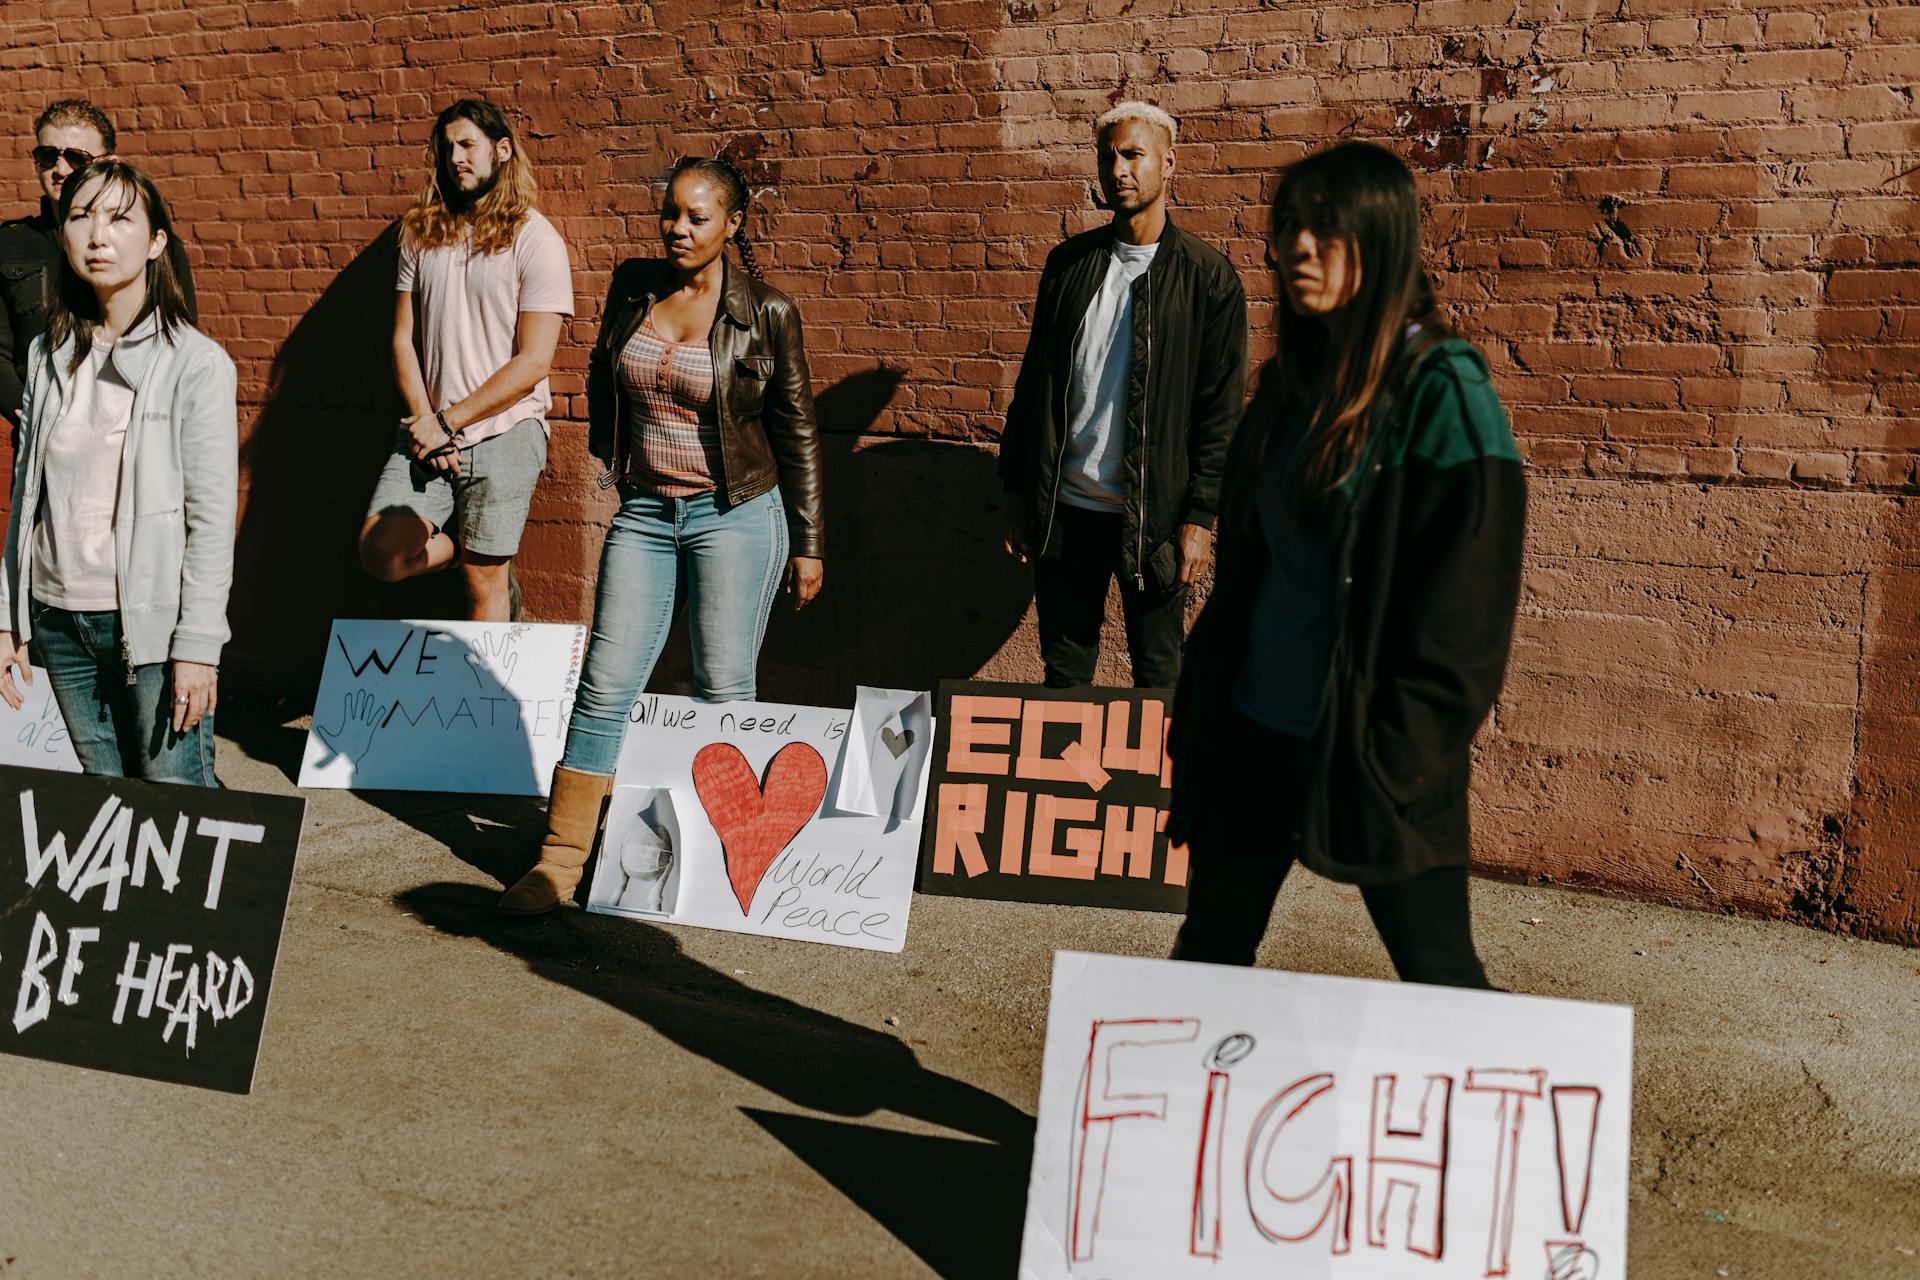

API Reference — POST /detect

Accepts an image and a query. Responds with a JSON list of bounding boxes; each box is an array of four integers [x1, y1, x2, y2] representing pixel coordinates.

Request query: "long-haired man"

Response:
[[358, 98, 574, 620]]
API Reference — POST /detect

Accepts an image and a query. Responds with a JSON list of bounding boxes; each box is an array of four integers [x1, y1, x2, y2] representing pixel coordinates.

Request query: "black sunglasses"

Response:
[[31, 146, 94, 172]]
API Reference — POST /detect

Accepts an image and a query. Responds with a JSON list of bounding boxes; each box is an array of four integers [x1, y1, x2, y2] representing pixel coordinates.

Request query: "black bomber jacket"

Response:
[[998, 217, 1248, 589]]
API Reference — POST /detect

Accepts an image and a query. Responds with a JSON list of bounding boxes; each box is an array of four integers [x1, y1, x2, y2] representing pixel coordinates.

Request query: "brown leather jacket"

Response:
[[587, 257, 824, 558]]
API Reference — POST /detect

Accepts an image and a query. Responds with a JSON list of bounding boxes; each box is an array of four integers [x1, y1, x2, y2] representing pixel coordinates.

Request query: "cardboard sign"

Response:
[[1021, 952, 1633, 1280], [0, 766, 305, 1093], [586, 695, 923, 953], [0, 667, 81, 773], [919, 681, 1184, 912], [299, 619, 586, 796]]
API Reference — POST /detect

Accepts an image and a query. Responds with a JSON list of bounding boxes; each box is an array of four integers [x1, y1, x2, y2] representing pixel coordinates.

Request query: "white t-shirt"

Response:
[[397, 208, 574, 446], [32, 339, 133, 611], [1060, 238, 1159, 512]]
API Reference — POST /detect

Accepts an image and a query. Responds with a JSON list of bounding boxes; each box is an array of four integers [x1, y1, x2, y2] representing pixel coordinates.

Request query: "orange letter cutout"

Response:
[[932, 782, 989, 876], [1029, 794, 1101, 879], [949, 695, 1021, 776], [1015, 700, 1106, 787], [1160, 712, 1175, 788], [1103, 699, 1166, 778], [1161, 811, 1190, 887], [1101, 804, 1159, 878], [998, 791, 1030, 875]]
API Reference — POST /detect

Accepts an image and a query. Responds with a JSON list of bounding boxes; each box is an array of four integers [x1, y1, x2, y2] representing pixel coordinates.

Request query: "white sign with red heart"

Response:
[[592, 694, 926, 952]]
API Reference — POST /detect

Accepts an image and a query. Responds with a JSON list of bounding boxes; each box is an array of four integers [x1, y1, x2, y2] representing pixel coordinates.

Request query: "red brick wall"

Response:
[[2, 0, 1915, 941]]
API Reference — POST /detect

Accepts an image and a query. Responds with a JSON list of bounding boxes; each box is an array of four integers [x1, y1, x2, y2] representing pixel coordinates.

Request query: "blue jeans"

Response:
[[28, 602, 218, 786], [559, 487, 789, 775]]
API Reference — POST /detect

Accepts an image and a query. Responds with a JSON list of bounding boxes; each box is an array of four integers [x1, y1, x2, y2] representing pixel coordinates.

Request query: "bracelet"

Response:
[[434, 408, 461, 444]]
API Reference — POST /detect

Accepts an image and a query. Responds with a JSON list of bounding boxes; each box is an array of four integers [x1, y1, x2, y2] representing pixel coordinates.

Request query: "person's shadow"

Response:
[[219, 224, 545, 883], [229, 223, 468, 689], [224, 267, 1032, 891], [648, 365, 1035, 704], [397, 882, 1035, 1276]]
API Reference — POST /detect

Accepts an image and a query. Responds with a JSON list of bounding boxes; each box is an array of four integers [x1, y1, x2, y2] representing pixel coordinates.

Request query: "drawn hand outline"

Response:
[[313, 688, 388, 768], [462, 628, 525, 689]]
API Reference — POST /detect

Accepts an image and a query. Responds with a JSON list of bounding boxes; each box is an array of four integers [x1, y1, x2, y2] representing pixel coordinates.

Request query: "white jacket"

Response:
[[1, 315, 237, 666]]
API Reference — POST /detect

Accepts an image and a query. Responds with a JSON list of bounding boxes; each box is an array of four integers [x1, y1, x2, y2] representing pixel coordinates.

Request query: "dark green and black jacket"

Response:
[[1167, 336, 1526, 884]]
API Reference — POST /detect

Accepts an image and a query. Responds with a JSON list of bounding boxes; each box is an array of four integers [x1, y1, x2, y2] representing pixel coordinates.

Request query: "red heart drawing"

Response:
[[692, 741, 828, 915]]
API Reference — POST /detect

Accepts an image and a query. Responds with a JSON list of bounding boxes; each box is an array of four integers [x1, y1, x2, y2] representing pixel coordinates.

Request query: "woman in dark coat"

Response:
[[1166, 142, 1526, 987]]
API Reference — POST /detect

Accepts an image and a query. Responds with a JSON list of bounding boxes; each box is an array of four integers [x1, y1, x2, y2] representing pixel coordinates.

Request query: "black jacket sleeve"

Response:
[[0, 298, 21, 421], [0, 227, 33, 420], [997, 247, 1059, 493], [1180, 261, 1248, 530], [1368, 375, 1527, 793]]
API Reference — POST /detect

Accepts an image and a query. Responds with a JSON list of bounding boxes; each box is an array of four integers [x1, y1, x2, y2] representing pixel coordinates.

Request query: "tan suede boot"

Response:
[[498, 766, 615, 916]]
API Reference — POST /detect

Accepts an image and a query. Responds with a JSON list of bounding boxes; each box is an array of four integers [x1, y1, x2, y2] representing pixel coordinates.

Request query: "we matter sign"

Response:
[[0, 767, 305, 1093], [299, 619, 586, 796]]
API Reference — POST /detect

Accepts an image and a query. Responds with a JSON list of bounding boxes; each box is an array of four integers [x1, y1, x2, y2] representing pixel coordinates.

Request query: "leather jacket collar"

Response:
[[625, 257, 756, 330], [717, 257, 755, 328]]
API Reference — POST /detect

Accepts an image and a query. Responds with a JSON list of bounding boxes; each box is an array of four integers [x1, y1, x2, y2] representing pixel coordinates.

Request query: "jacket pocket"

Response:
[[1360, 720, 1456, 823], [1, 262, 48, 316], [734, 355, 774, 414], [1146, 539, 1182, 593], [123, 507, 185, 609]]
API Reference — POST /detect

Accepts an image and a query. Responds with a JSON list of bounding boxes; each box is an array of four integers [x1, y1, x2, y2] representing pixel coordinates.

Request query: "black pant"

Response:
[[1034, 503, 1186, 688], [1171, 713, 1493, 990]]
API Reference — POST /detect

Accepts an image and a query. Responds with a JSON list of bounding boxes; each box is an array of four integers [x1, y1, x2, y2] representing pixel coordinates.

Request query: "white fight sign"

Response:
[[1021, 952, 1632, 1280]]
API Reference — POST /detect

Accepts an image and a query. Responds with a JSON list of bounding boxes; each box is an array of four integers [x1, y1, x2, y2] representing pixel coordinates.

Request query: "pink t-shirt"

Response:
[[397, 208, 574, 446]]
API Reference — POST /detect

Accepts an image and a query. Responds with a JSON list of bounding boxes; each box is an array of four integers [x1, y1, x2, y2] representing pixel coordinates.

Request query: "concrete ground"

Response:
[[0, 714, 1915, 1279]]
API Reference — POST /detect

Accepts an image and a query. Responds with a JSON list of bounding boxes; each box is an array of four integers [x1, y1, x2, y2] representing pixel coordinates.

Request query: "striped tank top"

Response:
[[618, 317, 723, 497]]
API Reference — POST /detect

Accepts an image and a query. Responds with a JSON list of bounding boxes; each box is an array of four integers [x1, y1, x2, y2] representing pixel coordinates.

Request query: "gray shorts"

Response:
[[365, 418, 549, 558]]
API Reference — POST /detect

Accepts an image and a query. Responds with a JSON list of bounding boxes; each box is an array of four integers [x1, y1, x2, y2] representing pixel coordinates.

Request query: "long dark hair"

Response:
[[47, 160, 195, 375], [668, 156, 761, 279], [401, 98, 538, 255], [1235, 142, 1449, 536]]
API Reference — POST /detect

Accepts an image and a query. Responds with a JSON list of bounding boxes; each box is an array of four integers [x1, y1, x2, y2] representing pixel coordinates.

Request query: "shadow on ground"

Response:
[[396, 881, 1034, 1276], [219, 693, 546, 892]]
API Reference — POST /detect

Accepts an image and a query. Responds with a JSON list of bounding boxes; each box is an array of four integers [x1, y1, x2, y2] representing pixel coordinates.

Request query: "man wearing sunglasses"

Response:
[[0, 100, 194, 432]]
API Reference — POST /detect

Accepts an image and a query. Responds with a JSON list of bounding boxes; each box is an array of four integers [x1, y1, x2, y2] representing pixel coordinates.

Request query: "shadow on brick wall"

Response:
[[227, 223, 463, 701], [647, 365, 1036, 705]]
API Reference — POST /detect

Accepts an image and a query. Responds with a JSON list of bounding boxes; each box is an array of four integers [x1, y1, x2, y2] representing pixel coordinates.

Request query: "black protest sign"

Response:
[[917, 681, 1187, 913], [0, 766, 304, 1093]]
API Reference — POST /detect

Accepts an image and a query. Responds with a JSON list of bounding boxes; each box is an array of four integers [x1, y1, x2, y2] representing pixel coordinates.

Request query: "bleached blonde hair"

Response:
[[1094, 100, 1176, 148]]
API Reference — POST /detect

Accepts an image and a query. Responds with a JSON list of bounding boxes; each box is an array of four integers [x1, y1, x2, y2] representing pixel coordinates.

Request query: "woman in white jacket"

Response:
[[0, 160, 236, 785]]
